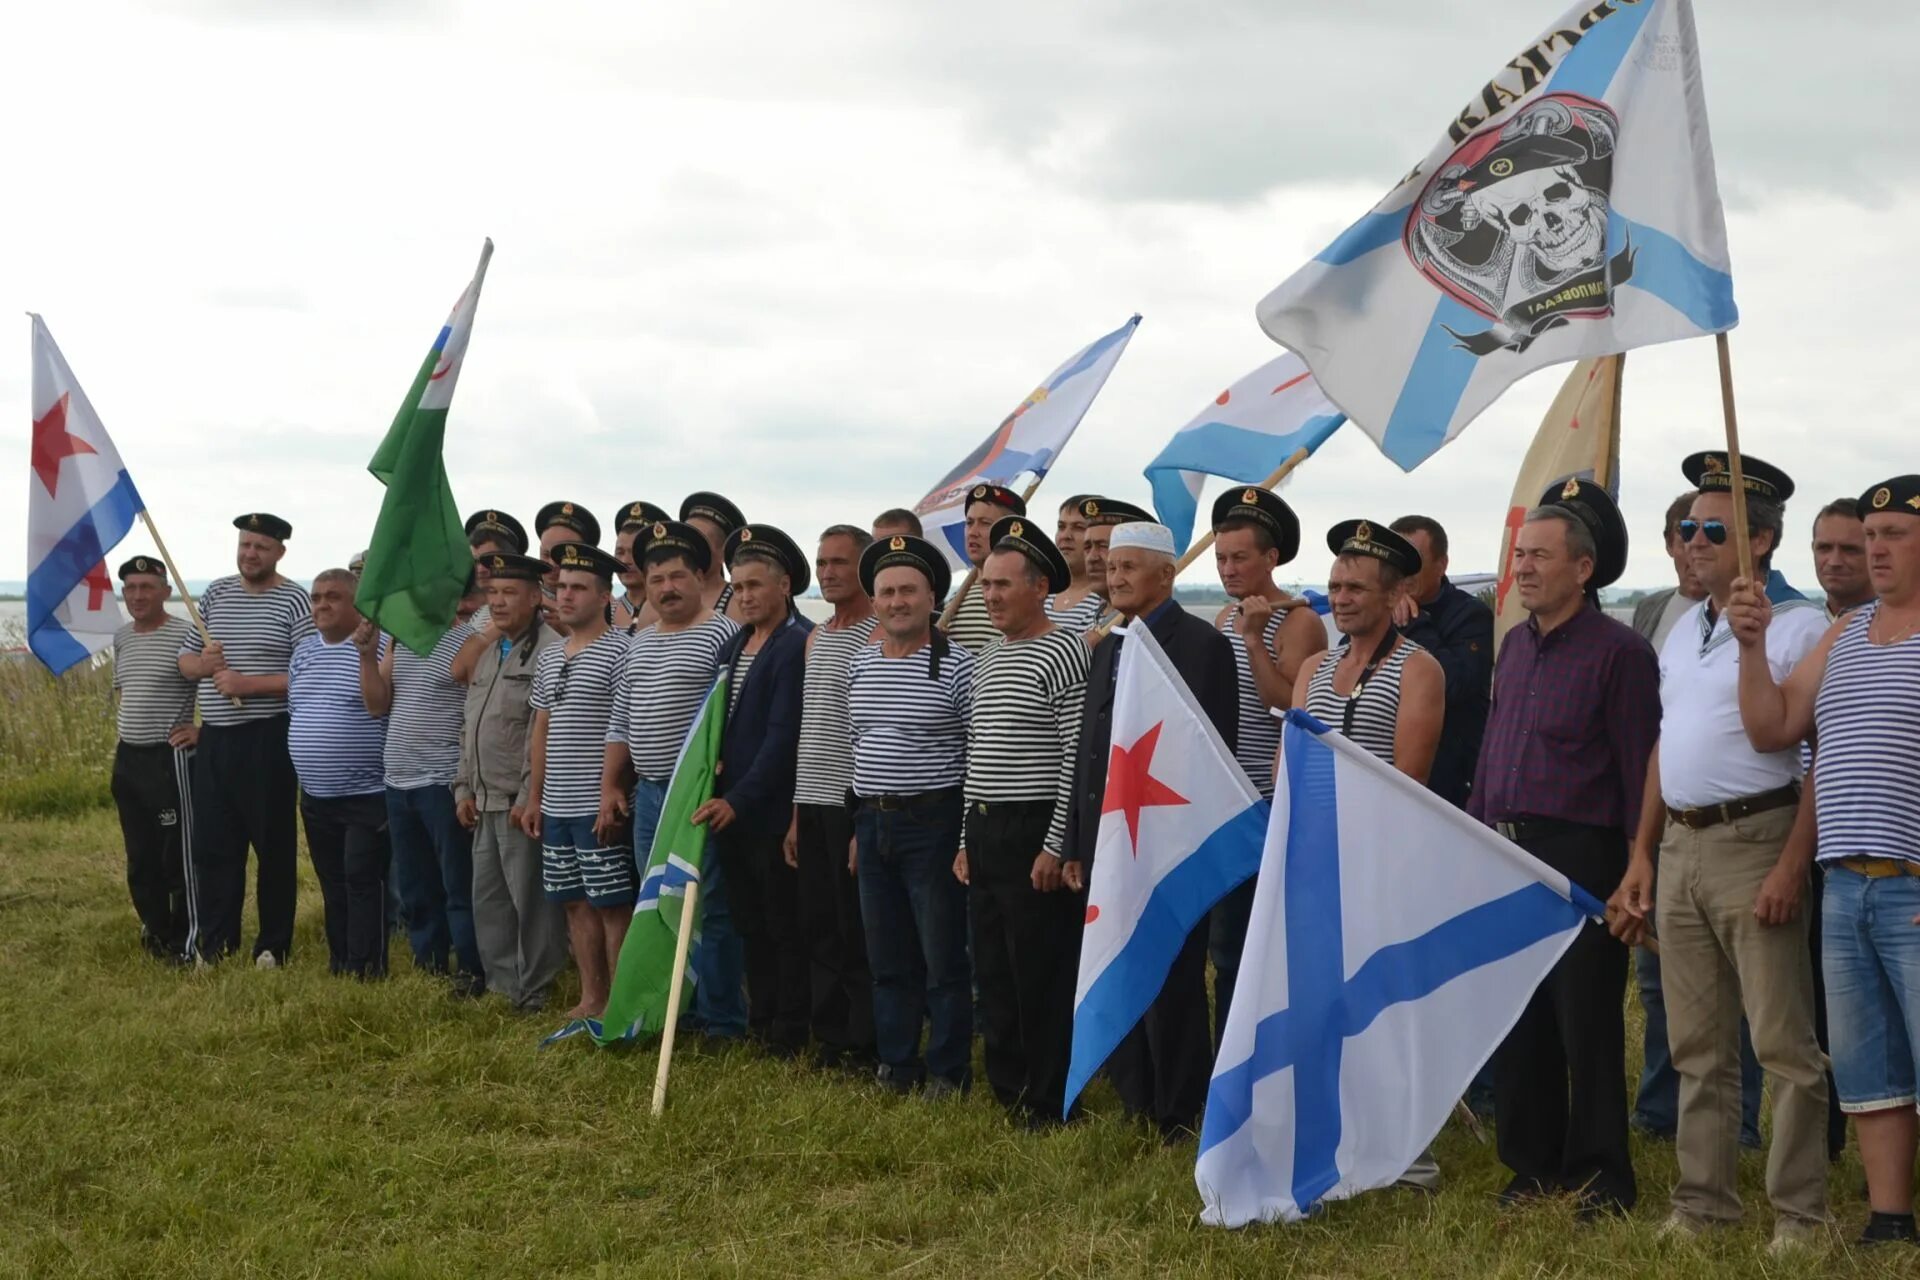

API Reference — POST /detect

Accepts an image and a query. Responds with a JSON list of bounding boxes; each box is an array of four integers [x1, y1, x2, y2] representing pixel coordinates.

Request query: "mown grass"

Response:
[[1, 809, 1911, 1278]]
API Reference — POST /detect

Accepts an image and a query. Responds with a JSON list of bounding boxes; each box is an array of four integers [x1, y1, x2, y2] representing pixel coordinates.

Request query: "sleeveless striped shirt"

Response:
[[1219, 603, 1288, 796], [795, 617, 880, 805], [1814, 602, 1920, 863], [1304, 636, 1422, 766]]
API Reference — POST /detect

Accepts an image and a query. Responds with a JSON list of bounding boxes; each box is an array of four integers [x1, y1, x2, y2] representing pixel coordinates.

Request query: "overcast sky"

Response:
[[6, 0, 1913, 593]]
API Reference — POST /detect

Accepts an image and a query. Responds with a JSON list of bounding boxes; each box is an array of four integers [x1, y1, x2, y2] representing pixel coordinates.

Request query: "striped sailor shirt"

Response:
[[531, 629, 629, 818], [1815, 603, 1920, 864], [606, 613, 739, 780], [849, 638, 975, 796], [180, 576, 314, 725], [113, 617, 197, 745], [288, 634, 387, 798], [383, 627, 469, 789], [965, 626, 1089, 855], [795, 616, 881, 806], [945, 587, 1000, 654], [1045, 591, 1106, 635]]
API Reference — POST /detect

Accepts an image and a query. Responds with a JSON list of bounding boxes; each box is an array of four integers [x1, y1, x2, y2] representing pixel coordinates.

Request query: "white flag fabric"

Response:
[[1195, 712, 1603, 1227], [913, 315, 1140, 569], [27, 316, 141, 673], [1257, 0, 1733, 470]]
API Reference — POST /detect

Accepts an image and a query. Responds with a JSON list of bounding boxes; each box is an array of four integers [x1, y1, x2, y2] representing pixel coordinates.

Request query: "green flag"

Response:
[[595, 672, 729, 1043], [356, 239, 492, 656]]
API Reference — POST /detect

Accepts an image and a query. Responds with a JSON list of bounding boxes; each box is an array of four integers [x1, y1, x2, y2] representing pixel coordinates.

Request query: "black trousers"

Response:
[[1806, 865, 1848, 1159], [966, 799, 1082, 1119], [718, 823, 809, 1052], [110, 740, 197, 956], [1109, 921, 1214, 1137], [795, 802, 874, 1061], [300, 792, 391, 977], [191, 715, 299, 962], [1492, 822, 1635, 1210]]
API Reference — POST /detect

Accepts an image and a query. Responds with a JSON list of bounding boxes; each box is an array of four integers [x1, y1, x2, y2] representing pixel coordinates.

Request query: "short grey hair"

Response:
[[312, 568, 357, 592], [1523, 506, 1597, 564]]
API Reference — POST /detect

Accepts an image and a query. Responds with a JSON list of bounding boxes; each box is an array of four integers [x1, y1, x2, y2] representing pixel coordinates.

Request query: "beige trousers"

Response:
[[1656, 804, 1830, 1228]]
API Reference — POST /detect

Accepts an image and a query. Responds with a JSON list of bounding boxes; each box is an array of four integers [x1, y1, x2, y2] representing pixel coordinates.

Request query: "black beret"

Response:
[[233, 512, 291, 541], [481, 552, 548, 582], [965, 484, 1027, 517], [1861, 476, 1920, 519], [535, 501, 600, 547], [724, 523, 811, 597], [1537, 476, 1628, 591], [616, 500, 672, 532], [117, 555, 166, 581], [1326, 519, 1422, 577], [548, 541, 623, 581], [1682, 452, 1795, 504], [1079, 496, 1154, 527], [464, 509, 529, 553], [680, 491, 747, 535], [987, 516, 1070, 593], [1211, 486, 1300, 565], [859, 533, 952, 602], [639, 520, 713, 574]]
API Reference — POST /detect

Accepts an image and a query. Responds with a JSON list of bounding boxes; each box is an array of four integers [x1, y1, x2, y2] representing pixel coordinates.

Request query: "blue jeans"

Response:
[[1634, 941, 1762, 1145], [689, 850, 747, 1038], [855, 793, 971, 1087], [632, 777, 668, 878], [386, 784, 481, 979], [1823, 866, 1920, 1111]]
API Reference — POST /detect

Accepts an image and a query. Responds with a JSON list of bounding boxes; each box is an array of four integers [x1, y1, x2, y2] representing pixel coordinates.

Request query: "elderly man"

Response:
[[177, 513, 313, 968], [1732, 473, 1920, 1247], [849, 534, 975, 1094], [1608, 455, 1830, 1250], [693, 524, 814, 1050], [1812, 498, 1872, 620], [288, 570, 390, 977], [1061, 521, 1237, 1139], [958, 517, 1089, 1126], [1076, 497, 1152, 626], [455, 552, 568, 1013], [944, 484, 1026, 653], [110, 556, 199, 963], [1471, 480, 1657, 1217]]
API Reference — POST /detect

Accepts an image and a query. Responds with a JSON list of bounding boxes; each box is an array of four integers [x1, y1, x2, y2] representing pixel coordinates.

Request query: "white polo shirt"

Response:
[[1656, 596, 1829, 810]]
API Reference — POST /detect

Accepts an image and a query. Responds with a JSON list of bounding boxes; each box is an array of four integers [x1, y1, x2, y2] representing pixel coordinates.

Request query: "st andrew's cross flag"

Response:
[[1065, 622, 1268, 1110], [27, 316, 139, 674], [1257, 0, 1734, 470], [1142, 353, 1345, 554], [1195, 712, 1604, 1227], [913, 315, 1140, 570], [357, 239, 492, 656]]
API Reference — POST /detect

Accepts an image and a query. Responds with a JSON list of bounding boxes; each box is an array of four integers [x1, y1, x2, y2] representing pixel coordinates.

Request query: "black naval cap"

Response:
[[234, 512, 292, 541], [640, 520, 714, 573], [1078, 496, 1155, 527], [1212, 486, 1300, 565], [1682, 451, 1795, 504], [464, 509, 529, 553], [616, 500, 672, 532], [966, 484, 1027, 517], [1861, 476, 1920, 519], [117, 555, 166, 581], [725, 523, 812, 597], [535, 501, 600, 547], [548, 541, 623, 581], [987, 516, 1070, 593], [1537, 476, 1629, 591], [680, 491, 747, 535], [480, 552, 548, 582], [859, 533, 952, 602], [1326, 519, 1423, 577]]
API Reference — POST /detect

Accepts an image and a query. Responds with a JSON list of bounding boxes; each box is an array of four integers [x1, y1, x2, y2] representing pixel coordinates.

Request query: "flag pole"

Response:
[[937, 475, 1047, 630], [1713, 334, 1755, 583], [650, 879, 702, 1118], [138, 509, 241, 707]]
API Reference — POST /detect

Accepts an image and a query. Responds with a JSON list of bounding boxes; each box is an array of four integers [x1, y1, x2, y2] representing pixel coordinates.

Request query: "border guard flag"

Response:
[[357, 239, 492, 656], [1195, 712, 1603, 1227], [913, 315, 1140, 570], [27, 316, 140, 674], [1257, 0, 1734, 470], [1142, 353, 1345, 554], [1065, 622, 1268, 1111]]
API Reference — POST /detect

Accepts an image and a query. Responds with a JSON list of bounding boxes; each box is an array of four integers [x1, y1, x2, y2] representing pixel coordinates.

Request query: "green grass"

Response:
[[0, 625, 117, 818], [0, 809, 1910, 1278]]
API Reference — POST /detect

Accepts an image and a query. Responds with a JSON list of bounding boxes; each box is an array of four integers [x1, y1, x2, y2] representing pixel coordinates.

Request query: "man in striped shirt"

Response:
[[177, 512, 313, 968], [943, 484, 1025, 653], [681, 491, 748, 621], [850, 534, 975, 1094], [785, 525, 879, 1070], [1045, 496, 1103, 633], [958, 517, 1089, 1125], [526, 542, 632, 1020], [288, 570, 390, 978], [110, 555, 200, 964]]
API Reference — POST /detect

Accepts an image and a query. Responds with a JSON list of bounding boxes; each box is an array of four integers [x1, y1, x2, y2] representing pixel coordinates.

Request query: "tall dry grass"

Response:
[[0, 619, 118, 817]]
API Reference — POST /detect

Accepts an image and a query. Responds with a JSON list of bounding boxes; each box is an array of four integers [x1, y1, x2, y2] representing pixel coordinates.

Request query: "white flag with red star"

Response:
[[27, 315, 143, 674]]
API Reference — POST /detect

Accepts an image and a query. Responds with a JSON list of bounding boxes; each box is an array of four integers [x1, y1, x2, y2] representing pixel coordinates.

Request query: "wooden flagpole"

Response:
[[1713, 333, 1755, 583], [138, 510, 241, 707], [937, 475, 1047, 630], [650, 879, 701, 1118]]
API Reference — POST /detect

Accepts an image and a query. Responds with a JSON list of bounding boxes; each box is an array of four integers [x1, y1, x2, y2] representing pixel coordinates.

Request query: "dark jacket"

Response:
[[1398, 577, 1493, 809], [714, 609, 814, 836], [1063, 600, 1239, 869]]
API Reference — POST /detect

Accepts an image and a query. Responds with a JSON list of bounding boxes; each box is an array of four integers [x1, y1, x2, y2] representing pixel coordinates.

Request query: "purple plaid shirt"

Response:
[[1469, 602, 1660, 833]]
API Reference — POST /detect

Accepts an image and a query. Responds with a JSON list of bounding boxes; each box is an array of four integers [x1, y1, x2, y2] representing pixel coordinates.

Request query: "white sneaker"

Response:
[[1657, 1211, 1704, 1240], [254, 951, 279, 970], [1767, 1223, 1823, 1257]]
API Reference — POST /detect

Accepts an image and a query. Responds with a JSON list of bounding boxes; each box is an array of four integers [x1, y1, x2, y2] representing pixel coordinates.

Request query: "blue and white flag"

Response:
[[1066, 622, 1267, 1111], [26, 316, 142, 674], [1142, 353, 1345, 553], [914, 315, 1140, 569], [1257, 0, 1735, 470], [1195, 712, 1603, 1227]]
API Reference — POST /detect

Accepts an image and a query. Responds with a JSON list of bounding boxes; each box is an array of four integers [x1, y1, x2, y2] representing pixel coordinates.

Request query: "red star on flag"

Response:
[[32, 393, 96, 497], [1102, 722, 1189, 854]]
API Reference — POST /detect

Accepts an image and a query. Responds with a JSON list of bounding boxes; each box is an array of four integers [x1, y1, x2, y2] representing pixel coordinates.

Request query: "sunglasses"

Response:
[[1678, 519, 1728, 545]]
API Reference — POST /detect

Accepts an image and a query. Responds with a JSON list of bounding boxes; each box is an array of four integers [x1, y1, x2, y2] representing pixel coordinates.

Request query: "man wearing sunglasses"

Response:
[[1607, 453, 1831, 1252]]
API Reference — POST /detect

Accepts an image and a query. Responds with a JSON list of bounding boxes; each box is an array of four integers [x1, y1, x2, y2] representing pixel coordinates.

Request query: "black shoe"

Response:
[[875, 1064, 920, 1096], [1860, 1212, 1920, 1246], [1497, 1175, 1551, 1206]]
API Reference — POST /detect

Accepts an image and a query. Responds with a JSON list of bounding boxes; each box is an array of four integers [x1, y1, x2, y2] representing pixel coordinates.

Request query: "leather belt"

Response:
[[864, 788, 960, 812], [1494, 819, 1586, 844], [1666, 783, 1799, 831], [1832, 856, 1920, 880]]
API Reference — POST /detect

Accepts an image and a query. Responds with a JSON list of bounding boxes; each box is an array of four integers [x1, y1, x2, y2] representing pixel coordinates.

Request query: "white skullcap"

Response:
[[1108, 522, 1176, 557]]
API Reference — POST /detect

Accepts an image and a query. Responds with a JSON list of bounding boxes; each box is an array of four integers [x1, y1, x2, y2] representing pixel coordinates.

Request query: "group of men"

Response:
[[100, 456, 1920, 1247]]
